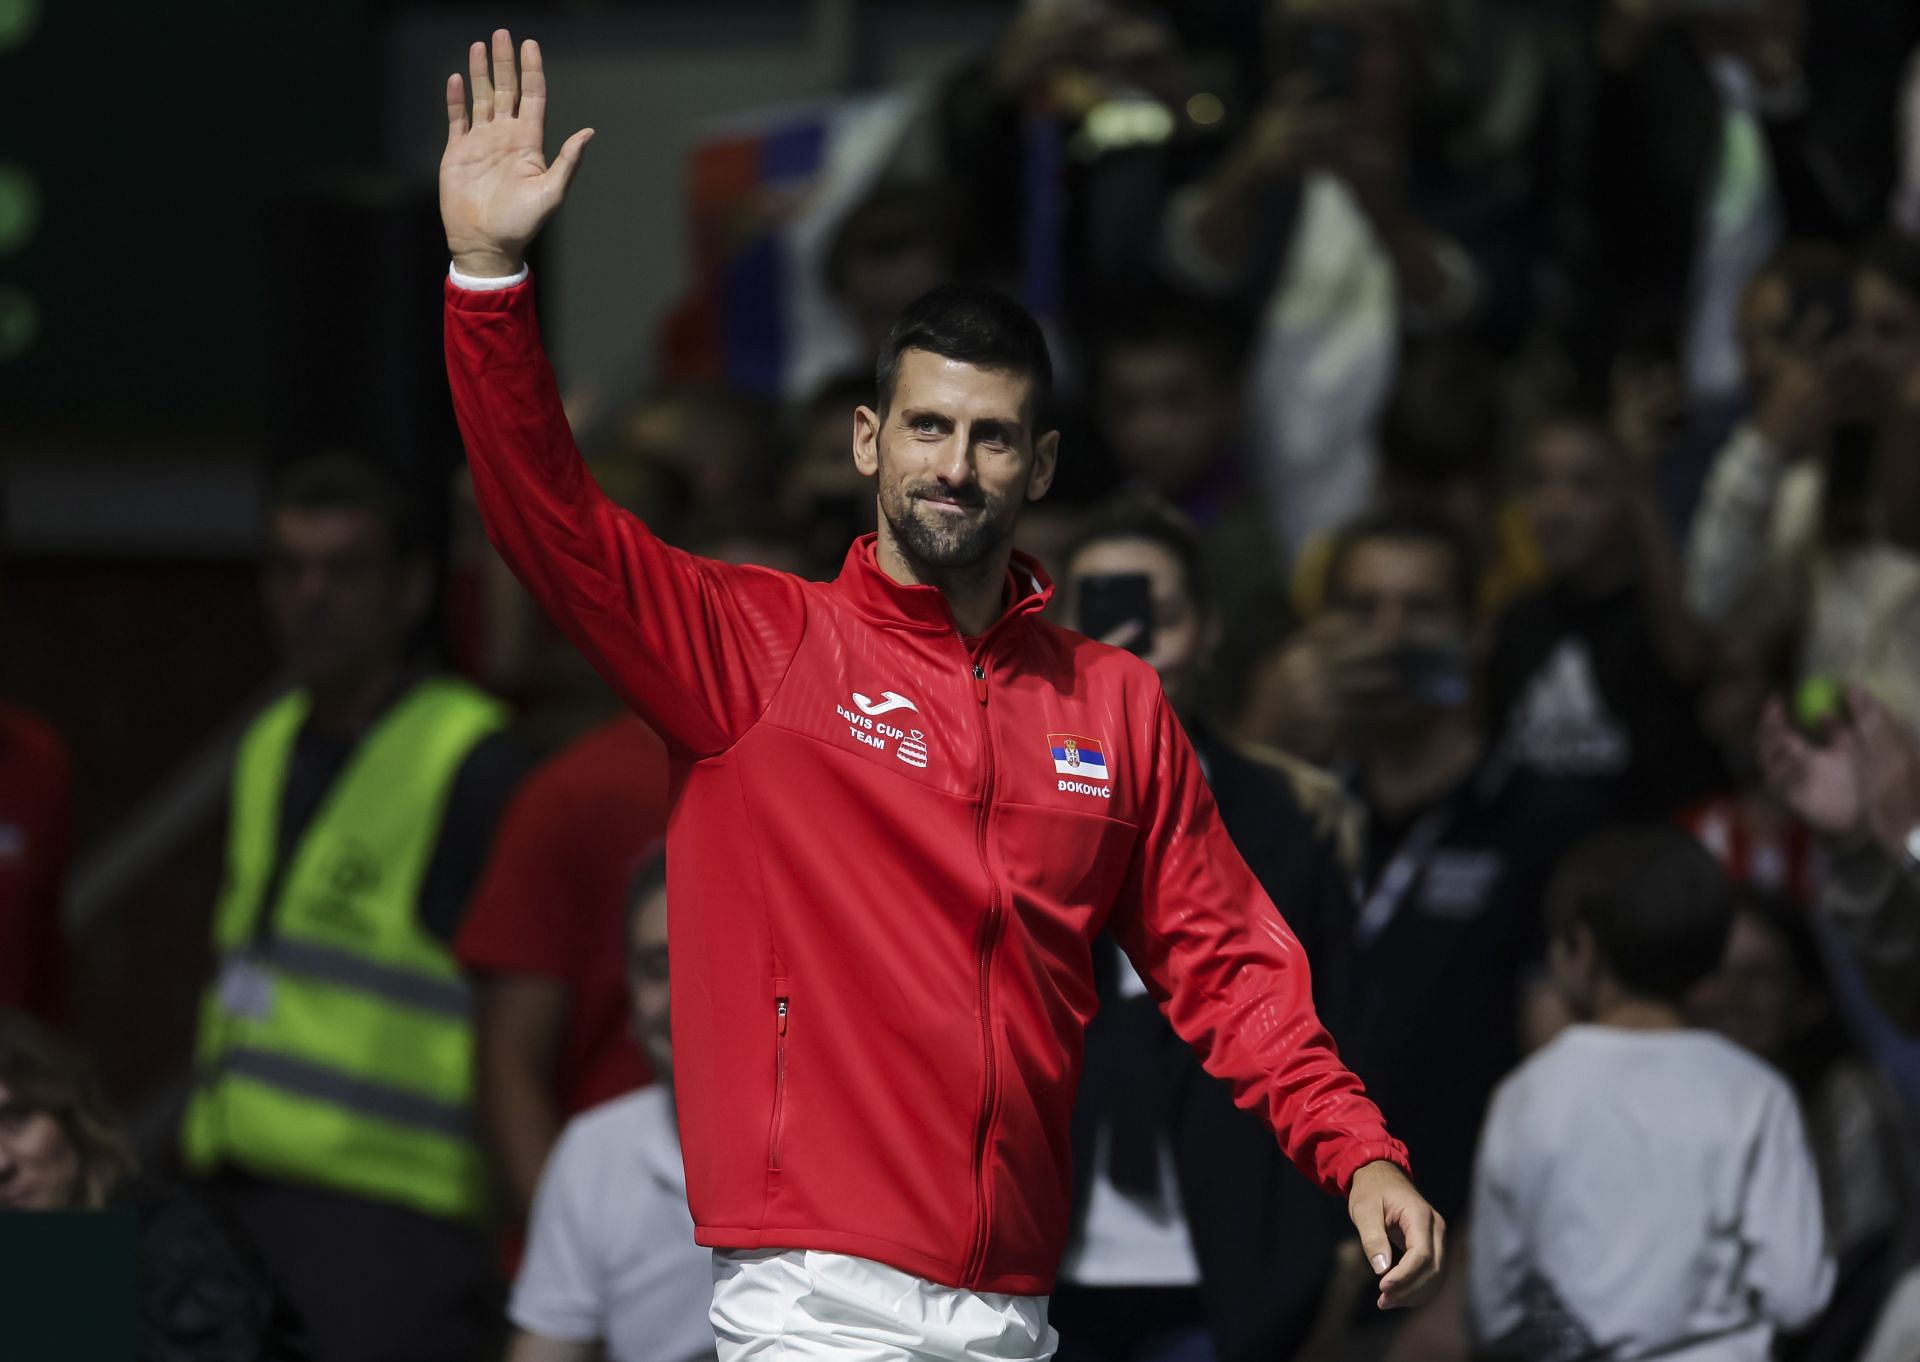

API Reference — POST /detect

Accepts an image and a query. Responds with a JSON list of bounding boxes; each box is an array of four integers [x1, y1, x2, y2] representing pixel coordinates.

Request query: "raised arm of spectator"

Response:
[[1682, 333, 1827, 632], [439, 31, 807, 758], [1108, 688, 1442, 1311]]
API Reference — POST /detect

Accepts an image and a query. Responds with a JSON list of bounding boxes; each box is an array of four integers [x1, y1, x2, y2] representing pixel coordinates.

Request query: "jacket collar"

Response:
[[831, 533, 1054, 640]]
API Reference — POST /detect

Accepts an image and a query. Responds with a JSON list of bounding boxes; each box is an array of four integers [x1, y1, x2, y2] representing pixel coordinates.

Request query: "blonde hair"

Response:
[[0, 1010, 138, 1209]]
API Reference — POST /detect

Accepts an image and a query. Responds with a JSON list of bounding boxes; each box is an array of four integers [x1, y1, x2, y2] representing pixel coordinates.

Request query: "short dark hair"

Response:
[[1546, 825, 1733, 1004], [1064, 493, 1209, 614], [1324, 507, 1480, 621], [1858, 231, 1920, 302], [875, 284, 1054, 428], [269, 452, 425, 559]]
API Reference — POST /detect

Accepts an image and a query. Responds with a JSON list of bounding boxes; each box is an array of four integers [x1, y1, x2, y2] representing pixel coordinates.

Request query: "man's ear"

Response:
[[853, 406, 881, 478], [1027, 429, 1060, 502]]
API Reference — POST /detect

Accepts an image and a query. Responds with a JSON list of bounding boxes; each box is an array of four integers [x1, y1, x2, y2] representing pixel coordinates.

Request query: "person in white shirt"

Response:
[[506, 852, 717, 1362], [1469, 824, 1834, 1362]]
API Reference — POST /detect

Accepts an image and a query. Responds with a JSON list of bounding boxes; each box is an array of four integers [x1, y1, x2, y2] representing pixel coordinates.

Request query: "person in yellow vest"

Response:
[[182, 454, 529, 1362]]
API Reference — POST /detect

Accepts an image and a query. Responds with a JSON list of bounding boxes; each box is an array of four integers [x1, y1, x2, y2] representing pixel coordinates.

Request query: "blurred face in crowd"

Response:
[[1095, 342, 1238, 500], [627, 878, 672, 1087], [1525, 420, 1627, 580], [1689, 912, 1814, 1061], [0, 1082, 81, 1211], [841, 246, 952, 360], [262, 507, 430, 696], [1853, 265, 1920, 390], [855, 350, 1058, 575], [1064, 536, 1214, 716], [1327, 535, 1473, 729]]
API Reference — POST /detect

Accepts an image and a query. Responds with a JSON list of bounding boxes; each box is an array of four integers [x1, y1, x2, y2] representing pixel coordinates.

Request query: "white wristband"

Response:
[[448, 261, 529, 292]]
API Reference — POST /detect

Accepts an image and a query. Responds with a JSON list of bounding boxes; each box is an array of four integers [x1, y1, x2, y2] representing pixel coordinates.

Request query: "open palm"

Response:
[[440, 29, 593, 278]]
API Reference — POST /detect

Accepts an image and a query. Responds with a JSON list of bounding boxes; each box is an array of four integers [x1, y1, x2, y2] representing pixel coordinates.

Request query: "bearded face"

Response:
[[855, 348, 1057, 579]]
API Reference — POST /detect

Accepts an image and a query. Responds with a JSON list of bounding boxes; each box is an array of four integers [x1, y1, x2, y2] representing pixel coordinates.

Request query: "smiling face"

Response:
[[854, 348, 1058, 576]]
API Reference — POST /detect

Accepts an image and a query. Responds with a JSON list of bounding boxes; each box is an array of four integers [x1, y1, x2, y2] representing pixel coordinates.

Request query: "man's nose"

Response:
[[932, 432, 978, 487]]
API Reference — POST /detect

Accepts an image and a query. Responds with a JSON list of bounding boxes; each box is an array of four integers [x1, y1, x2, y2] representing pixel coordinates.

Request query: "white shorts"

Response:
[[710, 1248, 1056, 1361]]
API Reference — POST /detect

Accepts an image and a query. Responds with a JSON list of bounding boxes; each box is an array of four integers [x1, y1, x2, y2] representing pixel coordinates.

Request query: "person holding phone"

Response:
[[437, 33, 1441, 1361], [1053, 495, 1366, 1362], [1296, 510, 1607, 1246]]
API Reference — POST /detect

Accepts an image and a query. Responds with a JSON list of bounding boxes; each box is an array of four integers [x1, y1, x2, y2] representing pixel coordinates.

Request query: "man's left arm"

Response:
[[1107, 689, 1444, 1308]]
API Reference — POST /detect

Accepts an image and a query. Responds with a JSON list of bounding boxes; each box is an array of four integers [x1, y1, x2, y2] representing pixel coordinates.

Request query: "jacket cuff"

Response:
[[448, 261, 530, 292], [1324, 1139, 1412, 1198]]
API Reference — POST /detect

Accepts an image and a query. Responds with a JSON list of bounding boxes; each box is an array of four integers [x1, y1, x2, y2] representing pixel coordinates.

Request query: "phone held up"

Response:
[[1078, 573, 1155, 658]]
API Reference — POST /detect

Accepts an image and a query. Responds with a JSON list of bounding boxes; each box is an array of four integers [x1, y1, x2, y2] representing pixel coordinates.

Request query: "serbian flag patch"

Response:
[[1049, 734, 1111, 781]]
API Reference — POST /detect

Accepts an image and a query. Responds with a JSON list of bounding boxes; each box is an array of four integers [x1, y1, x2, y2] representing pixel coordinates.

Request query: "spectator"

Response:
[[1272, 509, 1603, 1227], [1583, 0, 1904, 518], [1683, 633, 1824, 905], [180, 454, 528, 1362], [1285, 342, 1545, 631], [455, 713, 669, 1228], [0, 700, 71, 1023], [503, 853, 715, 1362], [1, 1009, 308, 1361], [1161, 0, 1486, 561], [1487, 397, 1723, 819], [780, 372, 881, 578], [1689, 889, 1912, 1358], [1051, 495, 1363, 1362], [1687, 240, 1920, 728], [1086, 309, 1291, 718], [1759, 684, 1920, 1036], [1468, 826, 1833, 1360], [825, 184, 966, 370]]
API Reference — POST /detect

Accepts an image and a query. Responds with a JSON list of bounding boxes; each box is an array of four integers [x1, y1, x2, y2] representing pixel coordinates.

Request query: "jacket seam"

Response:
[[707, 583, 814, 763]]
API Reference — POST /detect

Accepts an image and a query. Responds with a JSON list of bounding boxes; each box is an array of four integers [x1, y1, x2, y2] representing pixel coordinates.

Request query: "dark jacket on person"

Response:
[[1069, 724, 1361, 1362], [109, 1176, 308, 1362]]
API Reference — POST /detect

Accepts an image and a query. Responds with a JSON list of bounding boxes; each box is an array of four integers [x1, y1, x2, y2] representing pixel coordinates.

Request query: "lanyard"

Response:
[[1354, 803, 1455, 947]]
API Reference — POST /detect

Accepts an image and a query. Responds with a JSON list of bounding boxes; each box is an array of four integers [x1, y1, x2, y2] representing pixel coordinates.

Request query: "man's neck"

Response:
[[875, 525, 1013, 638], [306, 659, 409, 736], [1362, 711, 1482, 820]]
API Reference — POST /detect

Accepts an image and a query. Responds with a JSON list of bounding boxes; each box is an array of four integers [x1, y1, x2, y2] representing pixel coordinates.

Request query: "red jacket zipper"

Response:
[[770, 995, 789, 1169], [962, 656, 1002, 1286]]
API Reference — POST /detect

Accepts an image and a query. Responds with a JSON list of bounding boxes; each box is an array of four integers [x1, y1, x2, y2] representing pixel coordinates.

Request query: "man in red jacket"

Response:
[[439, 30, 1442, 1360]]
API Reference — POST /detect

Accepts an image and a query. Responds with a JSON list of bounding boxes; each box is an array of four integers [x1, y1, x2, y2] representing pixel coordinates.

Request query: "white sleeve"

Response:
[[508, 1123, 607, 1345], [1466, 1082, 1530, 1349], [1742, 1081, 1836, 1331], [449, 261, 531, 292], [1684, 423, 1794, 627]]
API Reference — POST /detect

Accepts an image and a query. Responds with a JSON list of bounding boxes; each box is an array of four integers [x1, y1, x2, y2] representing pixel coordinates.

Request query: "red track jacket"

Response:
[[446, 277, 1409, 1294]]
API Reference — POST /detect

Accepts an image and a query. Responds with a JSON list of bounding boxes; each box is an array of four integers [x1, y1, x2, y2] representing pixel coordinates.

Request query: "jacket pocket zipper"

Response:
[[769, 995, 790, 1169]]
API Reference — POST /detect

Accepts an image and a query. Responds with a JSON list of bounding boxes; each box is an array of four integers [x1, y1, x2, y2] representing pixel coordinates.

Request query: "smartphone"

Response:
[[1274, 17, 1362, 106], [1078, 573, 1154, 657], [1391, 639, 1470, 708]]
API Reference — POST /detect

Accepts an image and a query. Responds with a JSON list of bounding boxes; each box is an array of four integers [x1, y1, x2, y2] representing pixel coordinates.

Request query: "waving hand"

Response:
[[440, 30, 593, 278]]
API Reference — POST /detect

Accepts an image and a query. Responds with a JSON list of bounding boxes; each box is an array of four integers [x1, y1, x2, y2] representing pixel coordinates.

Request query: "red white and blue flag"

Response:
[[1049, 734, 1111, 782], [662, 90, 917, 399]]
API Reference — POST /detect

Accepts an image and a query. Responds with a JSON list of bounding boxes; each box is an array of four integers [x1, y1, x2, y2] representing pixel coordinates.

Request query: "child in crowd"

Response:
[[1469, 826, 1833, 1361]]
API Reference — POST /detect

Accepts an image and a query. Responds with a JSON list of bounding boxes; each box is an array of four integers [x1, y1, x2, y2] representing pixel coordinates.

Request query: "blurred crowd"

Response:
[[8, 0, 1920, 1359]]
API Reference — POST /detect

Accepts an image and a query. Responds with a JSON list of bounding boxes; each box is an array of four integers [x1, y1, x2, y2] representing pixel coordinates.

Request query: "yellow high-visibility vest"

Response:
[[181, 677, 507, 1220]]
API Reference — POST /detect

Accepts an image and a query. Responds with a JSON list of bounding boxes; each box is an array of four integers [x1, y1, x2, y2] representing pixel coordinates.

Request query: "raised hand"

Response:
[[441, 30, 594, 278], [1757, 697, 1864, 843]]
